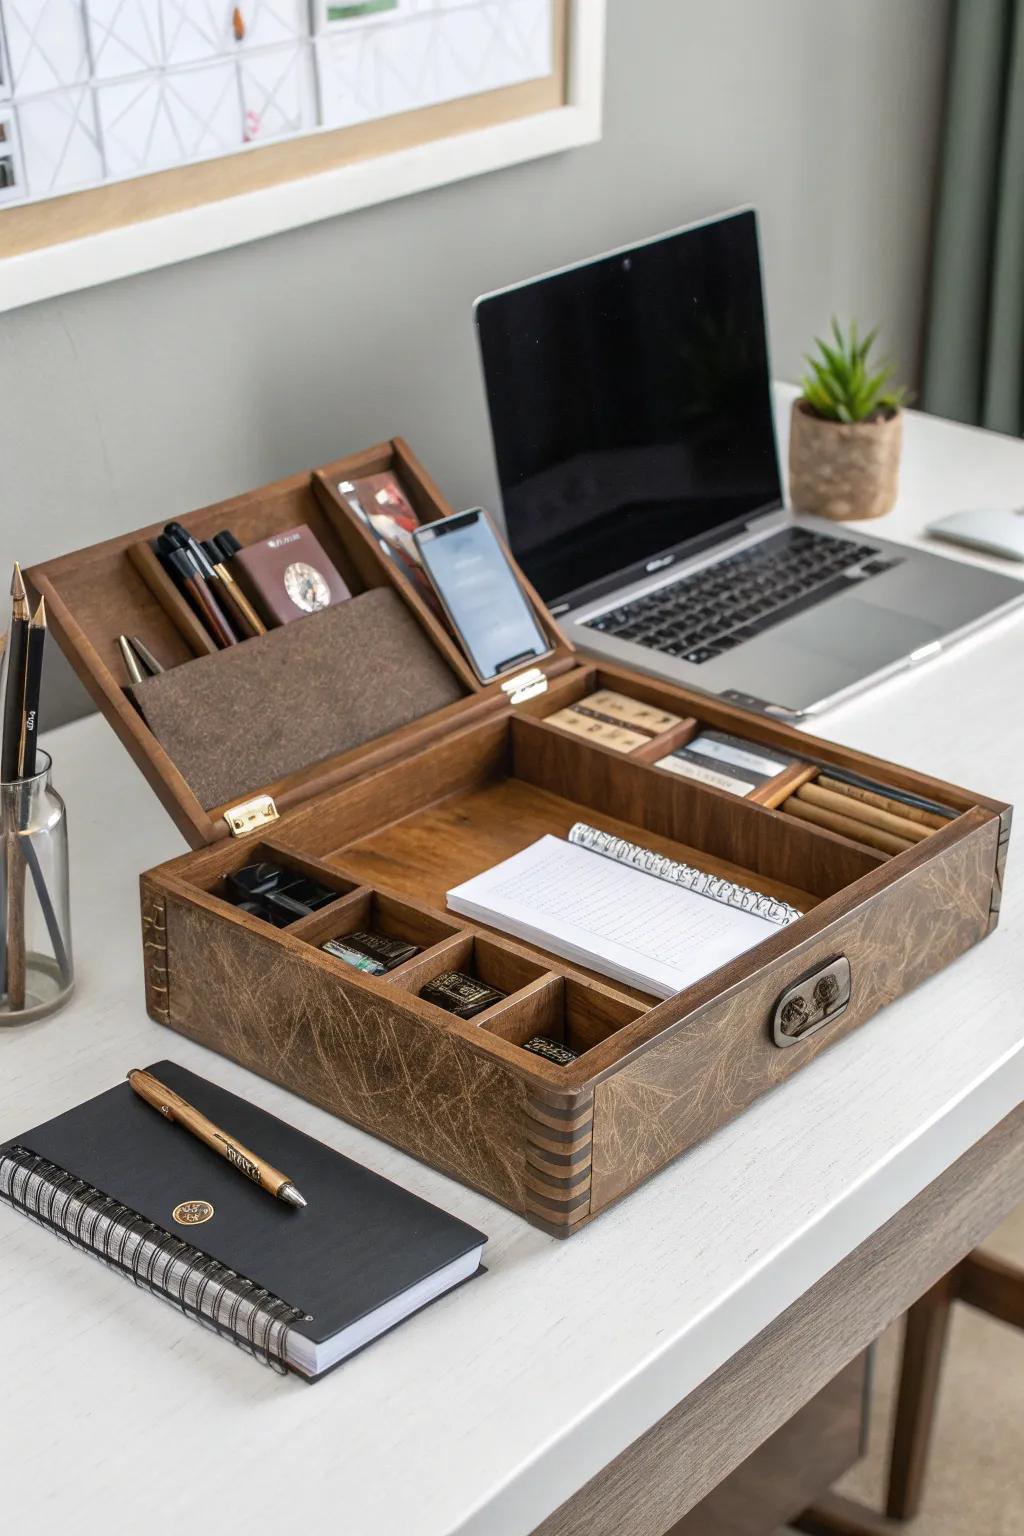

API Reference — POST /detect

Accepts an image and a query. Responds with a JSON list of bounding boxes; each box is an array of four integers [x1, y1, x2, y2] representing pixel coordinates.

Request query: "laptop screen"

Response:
[[476, 209, 782, 608]]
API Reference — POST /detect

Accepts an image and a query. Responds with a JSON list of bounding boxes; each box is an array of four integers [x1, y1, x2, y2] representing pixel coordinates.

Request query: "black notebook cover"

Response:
[[2, 1060, 486, 1373]]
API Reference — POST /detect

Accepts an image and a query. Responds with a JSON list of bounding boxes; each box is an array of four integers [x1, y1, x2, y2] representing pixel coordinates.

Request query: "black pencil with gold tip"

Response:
[[20, 597, 46, 780]]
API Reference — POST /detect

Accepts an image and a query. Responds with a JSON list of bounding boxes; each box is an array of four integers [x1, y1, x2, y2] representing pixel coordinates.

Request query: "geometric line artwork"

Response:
[[0, 0, 554, 207], [17, 84, 104, 195]]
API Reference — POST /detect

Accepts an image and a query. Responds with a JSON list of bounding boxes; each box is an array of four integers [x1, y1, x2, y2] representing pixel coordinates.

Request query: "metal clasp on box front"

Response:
[[223, 794, 279, 837], [771, 955, 851, 1047], [501, 667, 548, 705]]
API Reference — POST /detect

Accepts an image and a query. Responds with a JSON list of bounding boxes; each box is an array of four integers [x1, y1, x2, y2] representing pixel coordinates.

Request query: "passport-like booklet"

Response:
[[0, 1061, 486, 1381], [228, 523, 351, 626]]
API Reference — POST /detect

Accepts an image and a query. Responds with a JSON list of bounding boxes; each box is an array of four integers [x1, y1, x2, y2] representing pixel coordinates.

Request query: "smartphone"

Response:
[[412, 509, 553, 683]]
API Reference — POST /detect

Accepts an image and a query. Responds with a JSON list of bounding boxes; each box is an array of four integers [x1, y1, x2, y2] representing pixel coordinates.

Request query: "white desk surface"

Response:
[[3, 389, 1024, 1536]]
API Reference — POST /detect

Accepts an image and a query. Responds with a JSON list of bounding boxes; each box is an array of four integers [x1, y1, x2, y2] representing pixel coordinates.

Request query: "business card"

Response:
[[654, 753, 755, 795]]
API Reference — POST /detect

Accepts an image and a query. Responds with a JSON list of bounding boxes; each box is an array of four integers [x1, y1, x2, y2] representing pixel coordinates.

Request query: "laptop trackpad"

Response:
[[771, 596, 944, 666]]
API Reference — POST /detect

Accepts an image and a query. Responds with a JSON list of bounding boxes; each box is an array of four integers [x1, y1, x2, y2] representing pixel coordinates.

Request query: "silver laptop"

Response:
[[474, 209, 1024, 719]]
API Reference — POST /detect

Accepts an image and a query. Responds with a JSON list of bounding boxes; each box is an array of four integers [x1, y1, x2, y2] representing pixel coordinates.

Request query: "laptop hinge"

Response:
[[501, 667, 548, 705], [223, 793, 279, 837]]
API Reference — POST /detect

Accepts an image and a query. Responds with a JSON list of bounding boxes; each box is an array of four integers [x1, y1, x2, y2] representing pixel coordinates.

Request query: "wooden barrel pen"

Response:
[[127, 1068, 307, 1208]]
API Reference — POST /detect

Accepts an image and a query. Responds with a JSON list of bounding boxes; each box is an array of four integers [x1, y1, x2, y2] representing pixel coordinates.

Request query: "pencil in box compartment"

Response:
[[775, 770, 957, 857], [127, 588, 464, 810]]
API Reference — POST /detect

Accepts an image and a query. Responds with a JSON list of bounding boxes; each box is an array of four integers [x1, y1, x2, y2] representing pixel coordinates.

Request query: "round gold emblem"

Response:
[[283, 560, 331, 613], [173, 1199, 215, 1226]]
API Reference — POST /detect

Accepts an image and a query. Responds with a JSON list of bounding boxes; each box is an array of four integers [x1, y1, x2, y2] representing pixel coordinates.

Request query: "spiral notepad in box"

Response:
[[0, 1061, 486, 1380], [447, 824, 802, 999]]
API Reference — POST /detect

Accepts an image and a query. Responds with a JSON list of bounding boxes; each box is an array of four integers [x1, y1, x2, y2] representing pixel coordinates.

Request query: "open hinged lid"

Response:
[[27, 438, 576, 849]]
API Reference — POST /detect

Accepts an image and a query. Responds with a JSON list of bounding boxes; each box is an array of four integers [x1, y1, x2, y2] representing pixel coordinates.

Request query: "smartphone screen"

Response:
[[413, 510, 552, 682]]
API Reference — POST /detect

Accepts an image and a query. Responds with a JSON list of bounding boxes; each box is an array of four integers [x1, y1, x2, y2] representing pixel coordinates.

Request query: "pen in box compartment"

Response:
[[156, 523, 241, 648], [202, 533, 267, 638], [784, 796, 914, 856], [774, 764, 956, 856], [812, 768, 955, 824], [797, 782, 931, 843], [118, 635, 166, 686], [118, 635, 144, 685], [160, 540, 238, 649]]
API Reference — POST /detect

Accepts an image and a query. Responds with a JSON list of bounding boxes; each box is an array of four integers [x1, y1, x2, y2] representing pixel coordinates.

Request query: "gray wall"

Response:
[[0, 0, 951, 727]]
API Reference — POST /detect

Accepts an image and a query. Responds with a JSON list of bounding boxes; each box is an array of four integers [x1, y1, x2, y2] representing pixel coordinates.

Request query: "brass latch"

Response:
[[501, 667, 548, 705], [223, 794, 279, 837]]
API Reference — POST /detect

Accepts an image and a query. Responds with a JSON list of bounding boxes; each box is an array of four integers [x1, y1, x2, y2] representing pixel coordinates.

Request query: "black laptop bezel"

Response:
[[473, 207, 785, 615]]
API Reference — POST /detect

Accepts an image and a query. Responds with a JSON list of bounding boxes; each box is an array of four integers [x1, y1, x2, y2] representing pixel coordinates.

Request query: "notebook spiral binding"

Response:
[[0, 1146, 304, 1373], [567, 822, 803, 926]]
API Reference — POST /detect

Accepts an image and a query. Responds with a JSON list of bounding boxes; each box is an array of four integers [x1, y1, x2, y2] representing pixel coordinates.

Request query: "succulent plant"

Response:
[[799, 319, 906, 423]]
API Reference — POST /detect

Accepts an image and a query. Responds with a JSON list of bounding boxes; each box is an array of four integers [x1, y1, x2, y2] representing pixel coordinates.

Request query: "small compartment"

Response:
[[182, 840, 358, 929], [292, 887, 465, 960], [773, 767, 958, 859], [103, 464, 380, 679], [522, 667, 700, 760], [480, 975, 642, 1061], [388, 933, 551, 1017]]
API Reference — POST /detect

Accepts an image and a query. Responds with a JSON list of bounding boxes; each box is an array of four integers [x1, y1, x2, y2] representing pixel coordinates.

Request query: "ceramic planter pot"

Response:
[[788, 399, 902, 521]]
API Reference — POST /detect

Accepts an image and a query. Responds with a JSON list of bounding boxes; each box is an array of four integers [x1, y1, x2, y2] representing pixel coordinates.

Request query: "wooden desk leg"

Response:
[[797, 1245, 1024, 1535], [794, 1269, 962, 1532], [885, 1270, 958, 1519], [792, 1271, 959, 1534], [957, 1250, 1024, 1329]]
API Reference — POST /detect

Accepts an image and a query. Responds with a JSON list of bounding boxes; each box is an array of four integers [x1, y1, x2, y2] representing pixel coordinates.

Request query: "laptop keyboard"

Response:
[[581, 527, 901, 664]]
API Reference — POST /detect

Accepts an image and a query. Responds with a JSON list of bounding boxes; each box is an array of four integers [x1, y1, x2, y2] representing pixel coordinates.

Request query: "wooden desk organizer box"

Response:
[[28, 441, 1012, 1237]]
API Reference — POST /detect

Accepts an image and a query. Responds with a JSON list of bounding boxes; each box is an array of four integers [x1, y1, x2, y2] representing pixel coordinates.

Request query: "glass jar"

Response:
[[1, 750, 73, 1023]]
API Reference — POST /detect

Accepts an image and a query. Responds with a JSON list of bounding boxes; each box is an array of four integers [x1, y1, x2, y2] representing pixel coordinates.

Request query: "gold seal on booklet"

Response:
[[173, 1199, 215, 1226]]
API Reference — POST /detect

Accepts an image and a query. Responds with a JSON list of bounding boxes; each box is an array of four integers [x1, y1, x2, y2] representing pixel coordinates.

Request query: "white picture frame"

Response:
[[0, 0, 604, 313]]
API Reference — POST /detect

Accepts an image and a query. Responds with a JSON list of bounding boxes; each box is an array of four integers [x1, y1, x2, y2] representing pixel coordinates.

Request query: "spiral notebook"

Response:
[[0, 1061, 486, 1381], [447, 823, 802, 999]]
